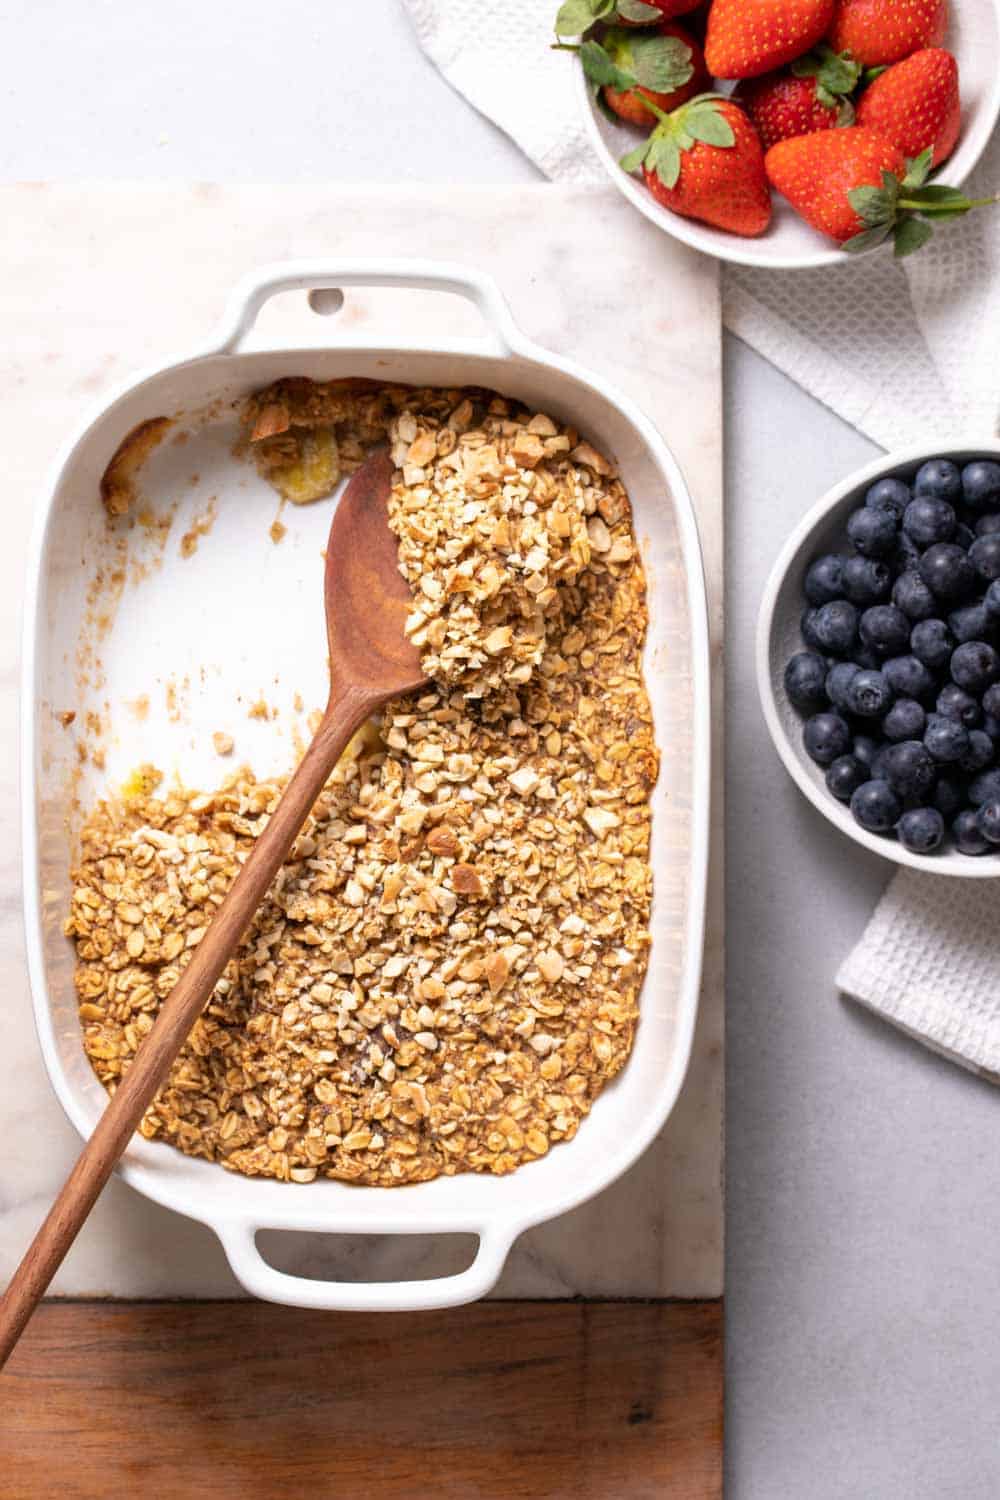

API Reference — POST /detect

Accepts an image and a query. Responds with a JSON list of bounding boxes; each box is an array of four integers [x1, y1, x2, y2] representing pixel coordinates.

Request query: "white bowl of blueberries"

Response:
[[758, 442, 1000, 874]]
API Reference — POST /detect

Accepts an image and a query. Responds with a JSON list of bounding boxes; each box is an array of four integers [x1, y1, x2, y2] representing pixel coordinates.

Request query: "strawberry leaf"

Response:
[[682, 101, 735, 148], [893, 216, 934, 257], [620, 140, 652, 173], [648, 131, 682, 189], [849, 186, 892, 226], [616, 0, 662, 20], [580, 39, 637, 90], [902, 149, 934, 189], [842, 224, 893, 254], [629, 33, 694, 92], [793, 46, 861, 108], [555, 0, 616, 37]]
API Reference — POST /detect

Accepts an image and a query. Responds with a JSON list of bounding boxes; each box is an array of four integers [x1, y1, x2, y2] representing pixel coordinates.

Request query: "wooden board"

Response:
[[1, 1301, 721, 1499]]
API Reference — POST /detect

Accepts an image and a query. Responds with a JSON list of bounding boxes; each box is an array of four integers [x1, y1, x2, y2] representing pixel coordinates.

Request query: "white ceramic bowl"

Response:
[[758, 440, 1000, 875], [577, 0, 1000, 269], [22, 260, 711, 1311]]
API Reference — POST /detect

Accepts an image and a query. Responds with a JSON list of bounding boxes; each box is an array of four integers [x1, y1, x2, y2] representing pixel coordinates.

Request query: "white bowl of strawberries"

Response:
[[565, 0, 1000, 267]]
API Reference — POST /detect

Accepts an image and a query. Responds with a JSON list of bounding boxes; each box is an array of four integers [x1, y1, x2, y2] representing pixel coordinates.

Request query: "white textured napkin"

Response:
[[404, 0, 1000, 1075]]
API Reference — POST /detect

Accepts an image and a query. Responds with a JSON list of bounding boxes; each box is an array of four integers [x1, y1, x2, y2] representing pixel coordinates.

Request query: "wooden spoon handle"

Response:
[[0, 686, 374, 1369]]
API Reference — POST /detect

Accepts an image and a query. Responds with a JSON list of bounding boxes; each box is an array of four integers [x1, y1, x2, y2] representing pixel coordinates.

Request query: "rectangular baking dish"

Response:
[[22, 261, 710, 1311]]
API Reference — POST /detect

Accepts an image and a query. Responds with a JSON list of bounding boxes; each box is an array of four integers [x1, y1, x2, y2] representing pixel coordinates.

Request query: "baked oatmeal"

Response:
[[66, 382, 658, 1186]]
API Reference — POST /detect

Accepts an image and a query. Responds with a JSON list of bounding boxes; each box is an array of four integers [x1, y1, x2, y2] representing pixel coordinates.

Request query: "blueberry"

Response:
[[953, 808, 991, 855], [976, 513, 1000, 537], [784, 651, 829, 713], [804, 553, 845, 605], [826, 755, 867, 803], [961, 729, 995, 773], [976, 800, 1000, 843], [983, 683, 1000, 719], [854, 645, 883, 670], [801, 607, 823, 649], [983, 714, 1000, 745], [969, 768, 1000, 806], [852, 734, 880, 770], [954, 522, 976, 551], [967, 534, 1000, 583], [961, 459, 1000, 511], [903, 495, 956, 546], [841, 555, 892, 606], [933, 775, 966, 819], [869, 746, 894, 782], [925, 714, 970, 763], [897, 806, 945, 855], [881, 739, 936, 797], [883, 698, 926, 742], [866, 476, 911, 521], [803, 712, 851, 766], [919, 543, 976, 601], [951, 641, 1000, 692], [847, 506, 898, 558], [812, 600, 858, 656], [882, 655, 934, 702], [845, 669, 894, 718], [850, 779, 902, 833], [892, 569, 936, 621], [948, 602, 994, 644], [859, 604, 910, 658], [825, 662, 859, 710], [915, 458, 962, 504], [910, 618, 955, 671], [985, 581, 1000, 622], [937, 682, 981, 727]]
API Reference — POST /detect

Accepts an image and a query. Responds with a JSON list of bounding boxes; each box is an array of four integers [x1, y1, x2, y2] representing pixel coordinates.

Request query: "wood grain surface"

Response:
[[1, 1299, 722, 1498]]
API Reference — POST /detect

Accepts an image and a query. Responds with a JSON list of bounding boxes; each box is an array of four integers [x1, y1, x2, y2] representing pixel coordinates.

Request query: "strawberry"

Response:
[[614, 0, 702, 25], [856, 48, 960, 166], [741, 48, 862, 150], [601, 23, 709, 125], [828, 0, 948, 67], [765, 130, 993, 255], [622, 94, 772, 236], [704, 0, 836, 80], [765, 127, 905, 239]]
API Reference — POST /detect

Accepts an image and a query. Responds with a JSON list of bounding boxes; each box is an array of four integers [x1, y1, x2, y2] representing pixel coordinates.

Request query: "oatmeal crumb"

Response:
[[68, 380, 656, 1189]]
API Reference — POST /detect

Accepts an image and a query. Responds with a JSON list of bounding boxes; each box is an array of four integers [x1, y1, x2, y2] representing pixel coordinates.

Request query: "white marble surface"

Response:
[[5, 4, 1000, 1495], [1, 182, 722, 1299]]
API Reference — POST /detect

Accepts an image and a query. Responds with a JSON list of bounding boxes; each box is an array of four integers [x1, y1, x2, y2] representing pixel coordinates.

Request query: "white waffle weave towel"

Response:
[[403, 0, 1000, 1076], [838, 870, 1000, 1078]]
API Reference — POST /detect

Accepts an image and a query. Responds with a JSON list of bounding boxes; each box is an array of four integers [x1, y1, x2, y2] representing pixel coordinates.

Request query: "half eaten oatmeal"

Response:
[[67, 382, 658, 1186]]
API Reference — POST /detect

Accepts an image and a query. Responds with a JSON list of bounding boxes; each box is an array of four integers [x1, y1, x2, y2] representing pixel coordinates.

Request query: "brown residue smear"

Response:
[[165, 676, 191, 724], [269, 519, 287, 545], [171, 430, 189, 447], [128, 695, 150, 721], [292, 692, 304, 713], [179, 496, 218, 559], [100, 416, 172, 517], [85, 711, 103, 738], [57, 710, 76, 728], [247, 699, 274, 721]]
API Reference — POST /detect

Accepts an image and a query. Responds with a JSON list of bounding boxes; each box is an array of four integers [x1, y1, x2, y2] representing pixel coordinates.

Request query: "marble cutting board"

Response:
[[0, 181, 722, 1298]]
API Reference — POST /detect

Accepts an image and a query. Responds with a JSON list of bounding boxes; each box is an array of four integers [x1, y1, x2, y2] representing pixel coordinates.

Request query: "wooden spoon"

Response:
[[0, 448, 428, 1368]]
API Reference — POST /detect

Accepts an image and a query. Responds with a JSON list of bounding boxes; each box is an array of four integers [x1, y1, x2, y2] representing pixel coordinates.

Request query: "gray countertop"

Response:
[[5, 0, 1000, 1493]]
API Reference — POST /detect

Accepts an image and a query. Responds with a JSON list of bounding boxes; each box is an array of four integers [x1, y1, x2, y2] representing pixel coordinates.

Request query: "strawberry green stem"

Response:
[[898, 194, 1000, 211]]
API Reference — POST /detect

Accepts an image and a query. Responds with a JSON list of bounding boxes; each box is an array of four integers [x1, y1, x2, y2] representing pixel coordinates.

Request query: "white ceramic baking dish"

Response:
[[22, 261, 710, 1311]]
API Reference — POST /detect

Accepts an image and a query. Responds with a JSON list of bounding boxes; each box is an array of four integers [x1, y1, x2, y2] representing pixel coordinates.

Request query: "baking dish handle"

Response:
[[217, 1220, 514, 1313], [208, 260, 521, 359]]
